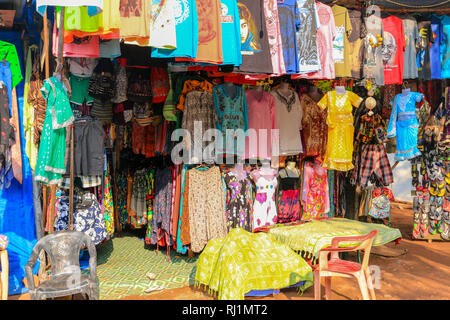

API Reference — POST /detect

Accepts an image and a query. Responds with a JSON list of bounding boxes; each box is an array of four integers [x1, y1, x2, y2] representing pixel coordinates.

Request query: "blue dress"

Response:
[[213, 84, 249, 157], [387, 91, 423, 161]]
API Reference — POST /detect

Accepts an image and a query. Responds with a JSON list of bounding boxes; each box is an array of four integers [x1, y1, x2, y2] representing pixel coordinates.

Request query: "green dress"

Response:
[[35, 77, 74, 184]]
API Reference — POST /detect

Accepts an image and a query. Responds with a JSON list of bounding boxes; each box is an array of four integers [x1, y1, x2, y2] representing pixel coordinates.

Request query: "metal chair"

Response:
[[0, 249, 8, 300], [25, 230, 98, 300], [314, 230, 378, 300]]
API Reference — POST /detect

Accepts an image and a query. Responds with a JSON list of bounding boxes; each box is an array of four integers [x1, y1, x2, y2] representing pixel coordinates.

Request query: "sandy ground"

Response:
[[10, 204, 450, 300], [122, 204, 450, 300]]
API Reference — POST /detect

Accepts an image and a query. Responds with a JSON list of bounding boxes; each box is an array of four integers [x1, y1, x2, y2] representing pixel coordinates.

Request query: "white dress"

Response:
[[251, 168, 278, 230]]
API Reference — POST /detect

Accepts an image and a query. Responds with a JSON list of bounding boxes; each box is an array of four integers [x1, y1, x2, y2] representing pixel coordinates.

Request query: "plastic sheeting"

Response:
[[0, 31, 38, 295]]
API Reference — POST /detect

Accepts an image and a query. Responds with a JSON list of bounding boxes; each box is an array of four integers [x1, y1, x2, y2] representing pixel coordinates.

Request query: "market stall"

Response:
[[0, 0, 448, 299]]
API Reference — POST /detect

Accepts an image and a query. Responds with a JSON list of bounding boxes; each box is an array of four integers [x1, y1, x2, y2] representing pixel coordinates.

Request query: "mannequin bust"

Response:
[[233, 162, 246, 181], [280, 161, 300, 178], [279, 81, 291, 97]]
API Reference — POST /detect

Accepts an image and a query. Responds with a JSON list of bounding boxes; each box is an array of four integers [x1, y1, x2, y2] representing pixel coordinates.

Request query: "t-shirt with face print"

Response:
[[236, 0, 273, 74], [382, 15, 406, 85]]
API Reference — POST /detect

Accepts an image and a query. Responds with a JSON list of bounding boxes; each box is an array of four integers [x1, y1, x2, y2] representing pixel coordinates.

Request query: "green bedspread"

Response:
[[269, 218, 402, 259], [195, 228, 314, 300]]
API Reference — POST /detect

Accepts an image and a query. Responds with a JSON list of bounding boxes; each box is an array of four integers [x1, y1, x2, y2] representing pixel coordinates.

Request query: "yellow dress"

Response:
[[318, 90, 363, 171]]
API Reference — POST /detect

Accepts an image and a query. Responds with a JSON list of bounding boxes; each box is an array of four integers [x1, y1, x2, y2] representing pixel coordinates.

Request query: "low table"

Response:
[[268, 218, 402, 262]]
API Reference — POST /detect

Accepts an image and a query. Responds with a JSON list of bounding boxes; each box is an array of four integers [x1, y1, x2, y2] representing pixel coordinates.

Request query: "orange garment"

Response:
[[132, 122, 156, 158], [64, 29, 120, 43], [176, 80, 214, 111], [180, 171, 190, 246], [176, 0, 223, 64]]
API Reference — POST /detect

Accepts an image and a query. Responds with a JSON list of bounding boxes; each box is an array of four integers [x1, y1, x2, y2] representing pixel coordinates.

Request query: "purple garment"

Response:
[[224, 169, 253, 232]]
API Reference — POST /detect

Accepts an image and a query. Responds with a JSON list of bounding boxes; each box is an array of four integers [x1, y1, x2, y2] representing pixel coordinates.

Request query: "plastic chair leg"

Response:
[[355, 271, 370, 300], [324, 277, 332, 300], [313, 270, 321, 300], [0, 251, 8, 300], [364, 268, 376, 300]]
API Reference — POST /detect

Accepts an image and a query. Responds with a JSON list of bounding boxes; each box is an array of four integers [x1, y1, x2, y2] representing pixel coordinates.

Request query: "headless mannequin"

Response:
[[279, 161, 300, 178], [308, 86, 323, 103], [254, 84, 264, 101], [224, 81, 237, 99], [233, 162, 246, 181], [335, 85, 346, 95], [278, 81, 292, 98]]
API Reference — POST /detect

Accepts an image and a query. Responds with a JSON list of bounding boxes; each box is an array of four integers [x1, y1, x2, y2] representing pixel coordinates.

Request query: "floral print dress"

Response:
[[224, 169, 253, 232]]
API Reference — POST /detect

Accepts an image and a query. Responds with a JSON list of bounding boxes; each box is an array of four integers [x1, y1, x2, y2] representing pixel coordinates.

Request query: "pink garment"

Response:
[[244, 89, 277, 160], [263, 0, 286, 75], [52, 22, 99, 58], [292, 1, 335, 80], [302, 160, 329, 220]]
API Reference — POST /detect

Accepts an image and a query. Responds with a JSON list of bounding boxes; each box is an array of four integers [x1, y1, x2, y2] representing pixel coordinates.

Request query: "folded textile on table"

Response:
[[195, 228, 313, 300]]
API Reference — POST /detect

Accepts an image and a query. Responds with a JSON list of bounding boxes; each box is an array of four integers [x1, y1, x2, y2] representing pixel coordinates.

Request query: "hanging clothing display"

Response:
[[244, 89, 276, 160], [219, 0, 242, 67], [277, 167, 300, 223], [237, 0, 273, 74], [271, 88, 303, 156], [301, 159, 329, 221], [382, 15, 406, 85], [35, 77, 74, 184], [188, 166, 227, 253], [348, 9, 366, 79], [363, 6, 384, 85], [430, 15, 442, 80], [300, 93, 327, 158], [251, 167, 277, 230], [417, 19, 433, 81], [213, 83, 248, 156], [401, 15, 419, 80], [295, 0, 320, 74], [318, 90, 363, 171], [387, 91, 424, 161], [263, 0, 285, 74], [223, 168, 253, 232], [276, 0, 301, 74], [331, 5, 352, 78]]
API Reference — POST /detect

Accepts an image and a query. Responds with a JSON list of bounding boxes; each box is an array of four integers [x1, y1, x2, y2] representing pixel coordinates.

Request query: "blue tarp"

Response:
[[0, 30, 38, 295]]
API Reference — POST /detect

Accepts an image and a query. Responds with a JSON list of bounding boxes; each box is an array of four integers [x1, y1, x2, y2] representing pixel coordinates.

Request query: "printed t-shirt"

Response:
[[382, 15, 406, 85], [332, 5, 352, 78], [417, 20, 433, 80], [363, 8, 384, 85], [348, 9, 366, 79], [296, 0, 320, 74], [149, 0, 177, 50], [220, 0, 242, 66], [294, 2, 335, 79], [0, 41, 22, 88], [152, 0, 199, 59], [192, 0, 223, 64], [439, 15, 450, 79], [263, 0, 285, 74], [119, 0, 151, 43], [401, 15, 419, 79], [237, 0, 273, 74], [431, 15, 442, 79]]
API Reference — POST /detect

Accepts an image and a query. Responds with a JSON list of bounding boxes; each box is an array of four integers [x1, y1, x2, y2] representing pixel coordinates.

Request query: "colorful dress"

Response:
[[103, 167, 115, 235], [35, 77, 74, 184], [250, 168, 278, 230], [302, 160, 329, 221], [150, 167, 173, 246], [387, 91, 424, 161], [277, 168, 301, 224], [318, 90, 363, 171], [224, 169, 253, 232], [144, 168, 155, 244]]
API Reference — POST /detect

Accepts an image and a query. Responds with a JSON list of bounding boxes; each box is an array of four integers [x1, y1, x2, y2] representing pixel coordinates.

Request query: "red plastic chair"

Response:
[[313, 230, 378, 300]]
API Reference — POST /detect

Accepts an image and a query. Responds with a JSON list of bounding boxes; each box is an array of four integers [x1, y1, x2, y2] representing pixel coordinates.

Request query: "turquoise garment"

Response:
[[439, 15, 450, 79], [151, 0, 199, 59], [176, 165, 188, 254], [219, 0, 242, 66], [387, 91, 423, 161], [35, 77, 74, 184], [213, 84, 249, 156]]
